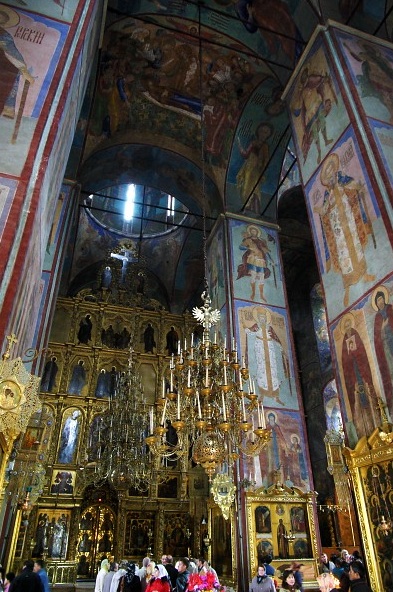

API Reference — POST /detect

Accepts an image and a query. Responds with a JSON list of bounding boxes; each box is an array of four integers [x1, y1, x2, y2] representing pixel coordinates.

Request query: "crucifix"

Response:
[[110, 247, 137, 284]]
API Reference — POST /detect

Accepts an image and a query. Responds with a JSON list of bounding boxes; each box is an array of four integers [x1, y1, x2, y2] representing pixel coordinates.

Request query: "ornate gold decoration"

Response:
[[147, 292, 271, 481], [211, 473, 236, 521], [0, 335, 41, 442]]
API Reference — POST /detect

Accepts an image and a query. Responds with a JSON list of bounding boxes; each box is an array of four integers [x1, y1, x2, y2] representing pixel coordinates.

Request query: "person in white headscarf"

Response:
[[145, 565, 170, 592], [95, 559, 109, 592]]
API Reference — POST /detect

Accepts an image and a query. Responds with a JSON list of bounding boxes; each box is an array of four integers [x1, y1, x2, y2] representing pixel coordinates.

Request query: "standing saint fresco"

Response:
[[314, 153, 375, 307], [237, 224, 275, 302], [372, 285, 393, 415]]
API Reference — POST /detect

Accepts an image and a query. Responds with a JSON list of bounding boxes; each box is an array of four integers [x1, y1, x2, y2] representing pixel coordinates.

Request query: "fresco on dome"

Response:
[[331, 277, 393, 447], [305, 127, 393, 322], [0, 0, 80, 23], [207, 219, 227, 312], [338, 31, 393, 125], [230, 219, 284, 307], [287, 37, 350, 184], [83, 17, 272, 189], [0, 5, 69, 176], [115, 0, 305, 67], [235, 301, 298, 411], [227, 80, 290, 215], [243, 408, 310, 490]]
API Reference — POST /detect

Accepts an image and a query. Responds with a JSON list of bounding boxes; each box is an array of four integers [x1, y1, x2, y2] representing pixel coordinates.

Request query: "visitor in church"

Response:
[[348, 560, 372, 592], [139, 558, 151, 592], [261, 555, 275, 576], [9, 560, 42, 592], [3, 573, 15, 592], [145, 565, 171, 592], [278, 570, 301, 591], [119, 562, 141, 592], [318, 552, 335, 574], [103, 562, 119, 592], [249, 565, 275, 592], [95, 559, 110, 592], [290, 563, 303, 592], [110, 561, 127, 592], [161, 555, 177, 590], [175, 558, 190, 592], [33, 560, 49, 592]]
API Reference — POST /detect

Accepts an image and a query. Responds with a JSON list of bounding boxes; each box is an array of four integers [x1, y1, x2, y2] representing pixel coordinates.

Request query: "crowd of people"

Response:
[[94, 555, 221, 592], [248, 549, 372, 592]]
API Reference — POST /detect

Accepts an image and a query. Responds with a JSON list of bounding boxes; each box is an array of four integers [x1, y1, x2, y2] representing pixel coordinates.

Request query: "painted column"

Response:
[[0, 0, 104, 357], [283, 23, 393, 591]]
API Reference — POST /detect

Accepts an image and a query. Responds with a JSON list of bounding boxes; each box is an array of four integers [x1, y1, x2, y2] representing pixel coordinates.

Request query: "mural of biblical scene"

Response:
[[250, 409, 310, 489], [0, 177, 17, 243], [226, 77, 290, 216], [32, 509, 71, 559], [310, 283, 331, 373], [306, 128, 392, 320], [323, 380, 343, 433], [207, 221, 226, 312], [84, 17, 270, 173], [51, 470, 75, 494], [57, 407, 83, 464], [287, 38, 349, 183], [0, 6, 69, 176], [162, 513, 191, 557], [339, 32, 393, 125], [231, 219, 284, 307], [236, 301, 297, 410], [331, 300, 387, 447]]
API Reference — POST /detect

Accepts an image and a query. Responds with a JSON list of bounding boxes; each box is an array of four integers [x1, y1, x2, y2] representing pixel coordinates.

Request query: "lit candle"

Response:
[[161, 399, 167, 425], [150, 408, 154, 433], [170, 370, 174, 392], [232, 337, 235, 350], [224, 336, 227, 351], [162, 378, 166, 398], [184, 338, 187, 351], [205, 366, 209, 387], [223, 364, 227, 385], [197, 392, 202, 419], [177, 391, 180, 419], [242, 356, 246, 369], [214, 331, 217, 344], [187, 368, 191, 388], [239, 372, 243, 391], [222, 392, 227, 421], [191, 333, 194, 347]]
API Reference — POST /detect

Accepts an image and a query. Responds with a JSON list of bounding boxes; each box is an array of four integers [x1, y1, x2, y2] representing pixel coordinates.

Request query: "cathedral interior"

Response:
[[1, 0, 393, 590]]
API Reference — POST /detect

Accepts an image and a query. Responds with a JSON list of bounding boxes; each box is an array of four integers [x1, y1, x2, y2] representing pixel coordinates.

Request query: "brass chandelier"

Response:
[[146, 292, 271, 480]]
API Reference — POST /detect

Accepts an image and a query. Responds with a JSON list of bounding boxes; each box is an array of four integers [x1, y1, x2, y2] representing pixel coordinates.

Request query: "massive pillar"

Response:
[[0, 1, 104, 358], [283, 22, 393, 590]]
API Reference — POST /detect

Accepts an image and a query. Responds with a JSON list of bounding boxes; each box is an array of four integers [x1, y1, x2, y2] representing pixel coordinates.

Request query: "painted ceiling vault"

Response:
[[66, 0, 393, 312]]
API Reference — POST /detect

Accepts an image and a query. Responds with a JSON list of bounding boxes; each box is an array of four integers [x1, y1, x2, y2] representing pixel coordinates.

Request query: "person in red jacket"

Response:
[[145, 565, 171, 592]]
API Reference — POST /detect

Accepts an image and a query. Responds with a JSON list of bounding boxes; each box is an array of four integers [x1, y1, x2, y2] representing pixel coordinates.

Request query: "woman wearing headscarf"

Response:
[[119, 562, 141, 592], [145, 565, 171, 592], [95, 559, 110, 592]]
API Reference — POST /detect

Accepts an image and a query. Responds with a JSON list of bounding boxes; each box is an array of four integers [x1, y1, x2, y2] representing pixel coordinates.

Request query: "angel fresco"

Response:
[[292, 65, 338, 164]]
